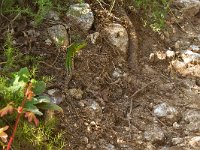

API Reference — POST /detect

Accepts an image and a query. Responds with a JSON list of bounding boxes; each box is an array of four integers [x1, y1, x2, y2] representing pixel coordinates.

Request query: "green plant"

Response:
[[3, 32, 16, 70], [1, 0, 52, 25], [132, 0, 171, 32], [14, 119, 66, 150], [34, 0, 52, 25], [0, 67, 63, 149]]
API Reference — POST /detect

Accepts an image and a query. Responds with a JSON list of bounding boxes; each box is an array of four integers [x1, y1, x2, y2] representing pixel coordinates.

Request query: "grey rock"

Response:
[[153, 103, 180, 124], [101, 143, 116, 150], [98, 139, 116, 150], [159, 146, 170, 150], [144, 125, 165, 144], [82, 99, 102, 122], [183, 110, 200, 132], [66, 3, 94, 31], [173, 122, 181, 129], [156, 51, 167, 60], [180, 50, 200, 64], [166, 50, 175, 59], [172, 137, 184, 145], [45, 10, 59, 21], [112, 68, 123, 78], [102, 23, 128, 54], [87, 32, 100, 44], [171, 60, 187, 72], [144, 142, 156, 150], [190, 45, 200, 52], [149, 53, 155, 62], [69, 88, 83, 100], [184, 110, 200, 122], [47, 25, 69, 46], [45, 38, 52, 46], [188, 136, 200, 148], [47, 89, 63, 104], [173, 0, 200, 17], [174, 40, 190, 50]]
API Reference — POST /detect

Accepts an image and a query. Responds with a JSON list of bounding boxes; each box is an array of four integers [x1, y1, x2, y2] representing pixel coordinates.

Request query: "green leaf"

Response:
[[15, 67, 31, 82], [9, 76, 26, 92], [24, 100, 43, 116], [36, 102, 63, 112], [32, 95, 51, 104], [31, 80, 46, 95], [66, 41, 87, 72]]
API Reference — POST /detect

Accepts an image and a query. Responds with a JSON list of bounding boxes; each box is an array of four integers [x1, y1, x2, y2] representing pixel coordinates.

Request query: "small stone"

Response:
[[101, 143, 116, 150], [183, 110, 200, 132], [172, 137, 184, 145], [87, 32, 100, 44], [47, 25, 69, 47], [145, 142, 156, 150], [69, 88, 83, 100], [47, 89, 63, 104], [112, 68, 122, 78], [189, 136, 200, 148], [83, 99, 102, 122], [153, 103, 180, 124], [66, 3, 94, 31], [78, 100, 85, 107], [45, 10, 59, 21], [173, 122, 181, 129], [171, 60, 187, 72], [149, 53, 155, 62], [156, 51, 167, 60], [81, 136, 89, 144], [183, 110, 200, 122], [144, 125, 165, 144], [190, 45, 200, 52], [173, 0, 200, 18], [45, 38, 52, 45], [166, 50, 175, 59], [102, 23, 128, 54]]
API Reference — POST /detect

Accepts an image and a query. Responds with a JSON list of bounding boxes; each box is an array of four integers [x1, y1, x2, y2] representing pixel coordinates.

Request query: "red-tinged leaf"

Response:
[[0, 102, 14, 117], [17, 106, 23, 114], [25, 112, 39, 126], [25, 83, 35, 101], [0, 125, 9, 143]]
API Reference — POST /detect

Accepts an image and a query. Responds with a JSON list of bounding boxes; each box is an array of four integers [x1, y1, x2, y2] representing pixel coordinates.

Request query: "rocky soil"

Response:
[[0, 0, 200, 149]]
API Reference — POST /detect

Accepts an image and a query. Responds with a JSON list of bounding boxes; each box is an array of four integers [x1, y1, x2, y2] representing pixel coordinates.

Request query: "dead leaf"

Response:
[[0, 126, 9, 143], [0, 102, 14, 117], [25, 112, 39, 126]]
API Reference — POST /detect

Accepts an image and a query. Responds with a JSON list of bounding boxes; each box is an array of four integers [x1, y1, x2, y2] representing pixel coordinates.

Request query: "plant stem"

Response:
[[6, 83, 31, 150]]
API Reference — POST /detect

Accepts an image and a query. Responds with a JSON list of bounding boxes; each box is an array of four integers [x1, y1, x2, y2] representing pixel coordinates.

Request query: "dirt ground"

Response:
[[0, 1, 200, 150]]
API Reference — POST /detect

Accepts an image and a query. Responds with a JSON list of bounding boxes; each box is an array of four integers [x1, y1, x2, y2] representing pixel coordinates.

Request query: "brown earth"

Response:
[[0, 1, 200, 150]]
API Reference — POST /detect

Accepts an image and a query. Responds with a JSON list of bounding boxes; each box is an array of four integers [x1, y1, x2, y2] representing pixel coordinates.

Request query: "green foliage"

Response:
[[1, 0, 52, 25], [133, 0, 171, 32], [3, 32, 16, 70], [0, 67, 62, 114], [34, 0, 52, 25], [65, 41, 87, 72], [14, 120, 66, 150]]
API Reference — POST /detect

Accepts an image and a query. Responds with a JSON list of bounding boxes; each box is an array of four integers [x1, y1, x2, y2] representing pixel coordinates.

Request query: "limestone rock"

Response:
[[183, 110, 200, 132], [66, 3, 94, 31], [69, 88, 83, 100], [102, 23, 128, 54], [47, 25, 69, 47], [47, 89, 63, 104], [144, 125, 165, 144], [153, 103, 180, 124], [173, 0, 200, 17]]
